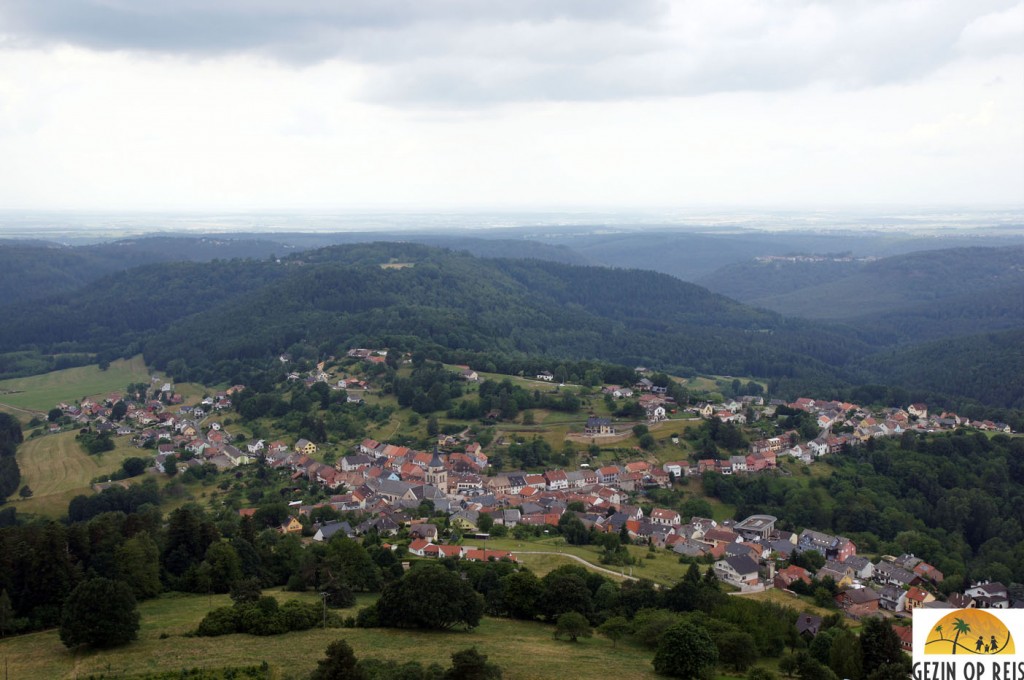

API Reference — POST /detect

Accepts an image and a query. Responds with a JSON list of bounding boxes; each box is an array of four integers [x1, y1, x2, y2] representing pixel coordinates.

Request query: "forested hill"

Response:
[[857, 328, 1024, 410], [0, 234, 588, 303], [3, 241, 1023, 410], [143, 245, 870, 388], [0, 242, 860, 390], [698, 246, 1024, 324], [0, 237, 286, 303]]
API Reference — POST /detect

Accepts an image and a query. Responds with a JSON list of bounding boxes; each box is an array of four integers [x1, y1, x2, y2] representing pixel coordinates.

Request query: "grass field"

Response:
[[0, 590, 664, 680], [0, 356, 151, 413], [462, 536, 698, 587], [737, 587, 839, 618], [0, 402, 35, 425], [10, 431, 144, 515]]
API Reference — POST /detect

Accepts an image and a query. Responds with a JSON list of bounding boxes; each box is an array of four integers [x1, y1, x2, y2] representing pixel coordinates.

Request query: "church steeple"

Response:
[[426, 445, 448, 492]]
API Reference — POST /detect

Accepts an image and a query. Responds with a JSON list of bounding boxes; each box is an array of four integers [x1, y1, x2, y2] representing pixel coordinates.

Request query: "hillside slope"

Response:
[[700, 246, 1024, 321], [0, 242, 858, 390], [858, 328, 1024, 409]]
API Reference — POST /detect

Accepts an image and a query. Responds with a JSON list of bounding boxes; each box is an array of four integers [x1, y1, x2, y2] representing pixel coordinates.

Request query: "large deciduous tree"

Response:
[[375, 564, 483, 630], [553, 611, 592, 642], [653, 621, 719, 679], [59, 577, 139, 649]]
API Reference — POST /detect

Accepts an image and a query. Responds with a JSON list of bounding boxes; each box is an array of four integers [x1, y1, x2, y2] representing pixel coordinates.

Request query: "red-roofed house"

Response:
[[408, 538, 432, 556], [894, 626, 913, 654], [905, 586, 935, 611], [464, 549, 518, 563], [424, 544, 464, 559], [650, 508, 681, 526], [912, 562, 944, 584], [598, 466, 621, 485], [544, 470, 569, 491], [774, 565, 812, 590], [524, 474, 547, 489]]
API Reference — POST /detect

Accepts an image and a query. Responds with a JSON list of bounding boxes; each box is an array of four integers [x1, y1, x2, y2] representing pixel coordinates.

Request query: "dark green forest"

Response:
[[0, 413, 23, 500], [1, 241, 1022, 415], [698, 246, 1024, 322], [0, 242, 859, 387]]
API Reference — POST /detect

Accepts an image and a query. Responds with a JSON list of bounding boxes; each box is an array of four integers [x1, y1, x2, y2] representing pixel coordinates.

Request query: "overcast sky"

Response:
[[0, 1, 1021, 211]]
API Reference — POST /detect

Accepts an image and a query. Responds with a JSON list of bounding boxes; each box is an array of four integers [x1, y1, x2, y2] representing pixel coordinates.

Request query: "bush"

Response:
[[196, 607, 239, 637], [195, 597, 333, 637]]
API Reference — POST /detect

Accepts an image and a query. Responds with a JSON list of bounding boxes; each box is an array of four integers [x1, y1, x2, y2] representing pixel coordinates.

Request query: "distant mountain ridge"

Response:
[[0, 234, 587, 304], [697, 246, 1024, 346], [0, 242, 859, 392]]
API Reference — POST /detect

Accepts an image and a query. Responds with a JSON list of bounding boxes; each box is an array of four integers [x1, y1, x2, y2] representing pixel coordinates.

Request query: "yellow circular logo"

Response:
[[925, 610, 1015, 655]]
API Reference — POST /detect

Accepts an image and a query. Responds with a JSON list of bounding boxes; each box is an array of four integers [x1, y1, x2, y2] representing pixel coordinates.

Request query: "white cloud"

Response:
[[956, 3, 1024, 57], [0, 1, 1020, 210]]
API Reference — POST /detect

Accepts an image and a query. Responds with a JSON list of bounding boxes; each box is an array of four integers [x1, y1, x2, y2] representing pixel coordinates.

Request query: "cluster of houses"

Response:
[[600, 383, 672, 424], [284, 358, 372, 404], [271, 442, 1020, 640], [782, 398, 1012, 438], [52, 383, 243, 445], [670, 397, 1014, 476], [783, 558, 1017, 653]]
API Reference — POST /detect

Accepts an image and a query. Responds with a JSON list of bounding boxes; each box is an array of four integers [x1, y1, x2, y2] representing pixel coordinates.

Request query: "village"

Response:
[[45, 355, 1020, 655]]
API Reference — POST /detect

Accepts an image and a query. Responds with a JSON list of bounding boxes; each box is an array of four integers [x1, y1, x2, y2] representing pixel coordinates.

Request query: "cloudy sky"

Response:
[[0, 1, 1021, 211]]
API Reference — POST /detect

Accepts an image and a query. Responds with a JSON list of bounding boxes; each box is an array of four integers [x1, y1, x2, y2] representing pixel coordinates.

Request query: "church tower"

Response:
[[426, 446, 447, 493]]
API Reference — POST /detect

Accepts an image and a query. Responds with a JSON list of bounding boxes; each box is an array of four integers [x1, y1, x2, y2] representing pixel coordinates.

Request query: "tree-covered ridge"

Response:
[[702, 245, 1024, 323], [0, 237, 291, 304], [844, 283, 1024, 346], [0, 242, 857, 388], [146, 248, 869, 387], [2, 241, 1023, 411], [0, 259, 290, 354], [855, 329, 1024, 410]]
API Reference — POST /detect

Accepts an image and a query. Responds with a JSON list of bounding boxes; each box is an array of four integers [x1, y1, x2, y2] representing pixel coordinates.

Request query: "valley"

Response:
[[0, 228, 1021, 680]]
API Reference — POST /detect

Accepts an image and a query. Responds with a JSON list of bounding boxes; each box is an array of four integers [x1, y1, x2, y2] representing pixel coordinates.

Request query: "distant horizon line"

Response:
[[1, 205, 1022, 216]]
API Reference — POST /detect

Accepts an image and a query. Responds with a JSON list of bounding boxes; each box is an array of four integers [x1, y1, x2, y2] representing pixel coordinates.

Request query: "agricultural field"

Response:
[[0, 590, 663, 680], [12, 431, 145, 516], [0, 356, 152, 413]]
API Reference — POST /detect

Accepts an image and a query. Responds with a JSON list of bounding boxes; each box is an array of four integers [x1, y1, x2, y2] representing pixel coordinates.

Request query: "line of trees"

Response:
[[0, 413, 24, 501]]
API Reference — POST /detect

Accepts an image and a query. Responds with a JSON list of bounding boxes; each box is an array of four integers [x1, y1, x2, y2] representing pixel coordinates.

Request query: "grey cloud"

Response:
[[0, 0, 664, 57], [1, 0, 1019, 105]]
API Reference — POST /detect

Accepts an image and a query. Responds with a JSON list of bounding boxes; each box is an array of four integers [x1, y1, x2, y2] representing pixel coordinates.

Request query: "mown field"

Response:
[[461, 536, 704, 587], [0, 590, 664, 680], [0, 356, 151, 413], [12, 431, 144, 516]]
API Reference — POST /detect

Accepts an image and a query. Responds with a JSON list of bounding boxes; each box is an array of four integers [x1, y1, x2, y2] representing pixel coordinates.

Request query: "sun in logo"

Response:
[[925, 610, 1014, 655]]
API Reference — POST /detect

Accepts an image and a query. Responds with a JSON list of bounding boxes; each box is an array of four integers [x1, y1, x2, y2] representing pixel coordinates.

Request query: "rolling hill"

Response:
[[0, 242, 861, 391], [699, 246, 1024, 318], [1, 241, 1022, 409]]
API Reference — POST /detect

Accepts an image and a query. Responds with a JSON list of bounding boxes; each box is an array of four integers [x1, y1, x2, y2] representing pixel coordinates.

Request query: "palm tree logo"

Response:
[[925, 610, 1014, 655], [950, 618, 971, 655]]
